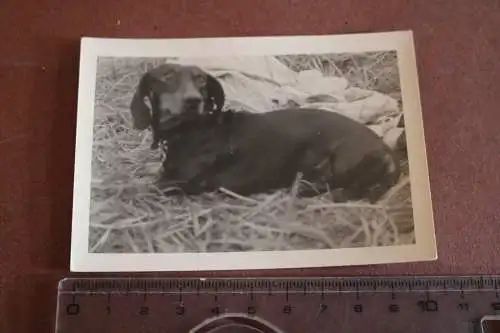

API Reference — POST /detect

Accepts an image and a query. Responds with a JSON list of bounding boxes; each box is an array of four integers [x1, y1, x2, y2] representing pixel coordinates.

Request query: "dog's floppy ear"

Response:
[[206, 74, 225, 112], [130, 72, 153, 130]]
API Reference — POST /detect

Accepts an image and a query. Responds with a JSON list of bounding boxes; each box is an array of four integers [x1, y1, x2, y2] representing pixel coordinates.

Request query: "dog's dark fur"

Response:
[[130, 64, 401, 203], [157, 108, 401, 203], [129, 63, 225, 149]]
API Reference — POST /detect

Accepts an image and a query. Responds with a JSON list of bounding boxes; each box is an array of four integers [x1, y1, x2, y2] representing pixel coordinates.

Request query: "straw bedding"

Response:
[[88, 54, 415, 253]]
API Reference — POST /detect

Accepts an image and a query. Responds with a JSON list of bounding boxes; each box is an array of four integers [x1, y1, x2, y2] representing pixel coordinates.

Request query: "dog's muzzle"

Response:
[[183, 97, 203, 115]]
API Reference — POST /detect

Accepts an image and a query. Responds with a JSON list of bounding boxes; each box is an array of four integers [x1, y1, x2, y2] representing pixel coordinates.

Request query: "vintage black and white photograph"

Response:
[[70, 31, 436, 271]]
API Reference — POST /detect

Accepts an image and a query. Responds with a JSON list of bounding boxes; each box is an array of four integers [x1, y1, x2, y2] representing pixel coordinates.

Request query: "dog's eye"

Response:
[[193, 75, 207, 87], [162, 74, 180, 89], [162, 70, 179, 81], [162, 73, 175, 82]]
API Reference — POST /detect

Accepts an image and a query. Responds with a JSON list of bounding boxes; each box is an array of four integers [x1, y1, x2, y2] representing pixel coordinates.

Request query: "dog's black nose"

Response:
[[184, 97, 202, 110]]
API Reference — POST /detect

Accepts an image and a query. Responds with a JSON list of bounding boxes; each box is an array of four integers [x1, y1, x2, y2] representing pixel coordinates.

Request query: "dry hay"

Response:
[[89, 55, 415, 254], [276, 51, 402, 104]]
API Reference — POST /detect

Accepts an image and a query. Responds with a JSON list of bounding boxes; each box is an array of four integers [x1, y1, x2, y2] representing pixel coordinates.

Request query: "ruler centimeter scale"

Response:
[[55, 276, 500, 333]]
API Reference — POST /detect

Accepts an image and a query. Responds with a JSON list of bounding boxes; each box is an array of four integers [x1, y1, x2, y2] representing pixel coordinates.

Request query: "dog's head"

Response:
[[129, 63, 225, 131]]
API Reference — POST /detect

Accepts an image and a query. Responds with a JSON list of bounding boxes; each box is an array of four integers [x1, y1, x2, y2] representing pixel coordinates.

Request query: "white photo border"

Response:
[[70, 30, 437, 272]]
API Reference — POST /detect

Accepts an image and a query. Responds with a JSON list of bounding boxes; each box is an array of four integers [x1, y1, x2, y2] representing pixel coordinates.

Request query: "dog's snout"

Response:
[[185, 97, 202, 107], [183, 97, 203, 114]]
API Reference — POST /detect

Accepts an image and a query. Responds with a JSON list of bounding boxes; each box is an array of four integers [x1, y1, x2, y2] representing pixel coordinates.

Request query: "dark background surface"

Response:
[[0, 1, 499, 331]]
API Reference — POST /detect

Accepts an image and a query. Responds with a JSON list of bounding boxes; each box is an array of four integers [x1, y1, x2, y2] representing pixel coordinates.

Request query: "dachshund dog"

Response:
[[129, 64, 401, 203], [129, 63, 225, 149], [157, 108, 401, 203]]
